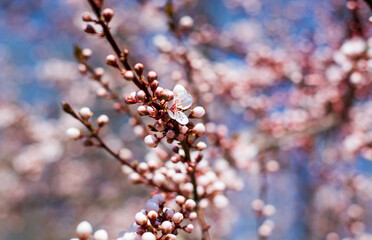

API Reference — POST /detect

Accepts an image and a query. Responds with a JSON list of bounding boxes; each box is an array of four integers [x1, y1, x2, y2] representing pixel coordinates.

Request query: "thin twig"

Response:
[[181, 139, 211, 240], [62, 102, 176, 194]]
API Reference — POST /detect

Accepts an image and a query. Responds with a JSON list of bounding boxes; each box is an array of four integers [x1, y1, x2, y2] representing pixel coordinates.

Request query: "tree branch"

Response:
[[363, 0, 372, 12], [86, 0, 152, 98]]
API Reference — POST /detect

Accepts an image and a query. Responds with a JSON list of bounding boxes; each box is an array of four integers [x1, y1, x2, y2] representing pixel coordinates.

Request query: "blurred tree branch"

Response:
[[363, 0, 372, 11]]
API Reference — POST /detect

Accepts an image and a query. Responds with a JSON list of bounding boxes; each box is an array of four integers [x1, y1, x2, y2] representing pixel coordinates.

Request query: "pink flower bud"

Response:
[[135, 212, 148, 226], [180, 126, 188, 134], [66, 127, 81, 140], [154, 87, 164, 99], [164, 208, 175, 219], [251, 199, 264, 211], [195, 153, 203, 162], [164, 234, 177, 240], [136, 90, 146, 101], [137, 106, 148, 116], [213, 181, 226, 191], [83, 24, 96, 34], [82, 12, 93, 22], [173, 212, 184, 224], [119, 148, 133, 161], [147, 209, 158, 219], [179, 16, 194, 29], [161, 221, 173, 233], [134, 63, 144, 75], [172, 173, 186, 184], [96, 88, 107, 97], [121, 165, 133, 175], [93, 229, 108, 240], [189, 212, 197, 220], [147, 106, 155, 115], [97, 114, 109, 126], [141, 232, 156, 240], [190, 106, 205, 118], [76, 221, 92, 238], [186, 122, 195, 129], [164, 90, 174, 101], [153, 172, 166, 185], [146, 199, 160, 212], [263, 204, 276, 217], [82, 48, 92, 58], [152, 194, 165, 205], [194, 123, 205, 136], [144, 135, 159, 148], [106, 55, 119, 68], [154, 121, 165, 131], [79, 107, 93, 118], [125, 92, 137, 104], [184, 224, 194, 233], [124, 70, 135, 81], [176, 134, 185, 142], [185, 199, 196, 211], [137, 162, 149, 173], [196, 141, 207, 151], [147, 71, 158, 83], [170, 155, 180, 163], [78, 64, 87, 74], [129, 172, 142, 184], [150, 80, 159, 91], [147, 210, 158, 220], [213, 195, 229, 209], [102, 8, 114, 22], [95, 67, 104, 77], [175, 195, 186, 205], [166, 130, 176, 139]]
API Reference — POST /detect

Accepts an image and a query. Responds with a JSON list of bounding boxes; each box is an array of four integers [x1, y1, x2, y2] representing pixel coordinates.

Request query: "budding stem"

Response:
[[86, 0, 152, 98], [181, 139, 211, 240]]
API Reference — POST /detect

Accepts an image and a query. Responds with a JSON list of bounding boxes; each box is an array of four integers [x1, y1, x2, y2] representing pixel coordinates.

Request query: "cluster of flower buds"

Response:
[[82, 7, 115, 35], [65, 106, 109, 142], [121, 147, 233, 208], [70, 194, 199, 240], [71, 220, 109, 240], [119, 194, 197, 240]]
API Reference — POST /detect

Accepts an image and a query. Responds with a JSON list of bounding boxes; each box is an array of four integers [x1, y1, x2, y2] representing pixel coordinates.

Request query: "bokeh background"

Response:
[[2, 0, 372, 239]]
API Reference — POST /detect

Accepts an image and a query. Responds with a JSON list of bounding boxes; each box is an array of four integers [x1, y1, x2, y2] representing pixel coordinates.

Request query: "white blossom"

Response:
[[167, 84, 193, 125]]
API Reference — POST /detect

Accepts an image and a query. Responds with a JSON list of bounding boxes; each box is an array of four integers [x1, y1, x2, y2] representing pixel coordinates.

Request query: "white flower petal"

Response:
[[173, 84, 190, 101], [167, 98, 175, 108], [174, 111, 189, 125], [178, 94, 193, 110], [167, 109, 175, 119], [173, 84, 187, 95]]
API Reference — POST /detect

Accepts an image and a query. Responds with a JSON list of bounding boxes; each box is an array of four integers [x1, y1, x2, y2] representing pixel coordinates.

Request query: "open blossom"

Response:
[[167, 84, 193, 125]]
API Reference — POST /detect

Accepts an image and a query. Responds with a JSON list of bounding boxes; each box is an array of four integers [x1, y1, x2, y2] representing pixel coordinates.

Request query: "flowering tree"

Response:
[[3, 0, 372, 239]]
